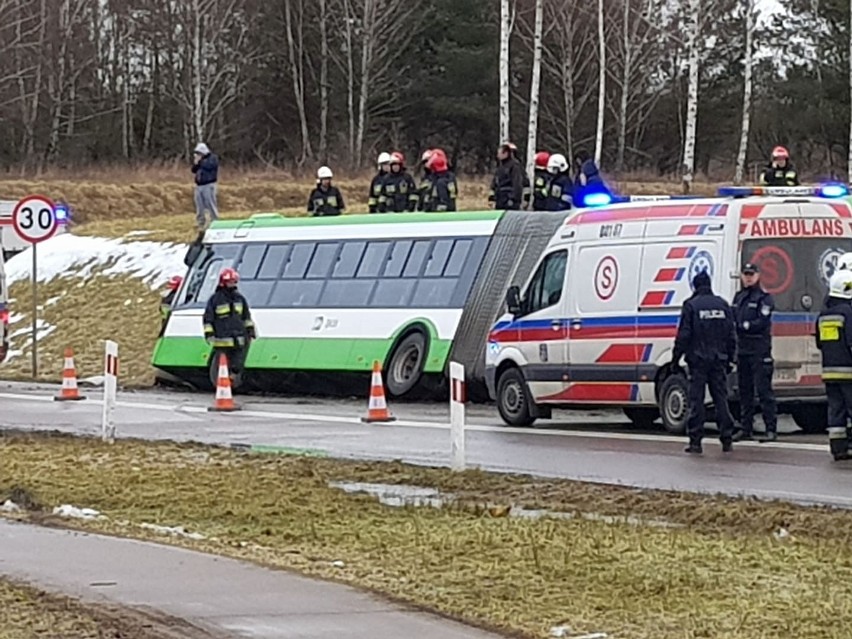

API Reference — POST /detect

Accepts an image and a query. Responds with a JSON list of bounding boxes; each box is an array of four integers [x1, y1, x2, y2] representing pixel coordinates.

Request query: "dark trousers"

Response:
[[826, 383, 852, 458], [687, 361, 734, 445], [737, 352, 777, 435], [210, 345, 247, 377]]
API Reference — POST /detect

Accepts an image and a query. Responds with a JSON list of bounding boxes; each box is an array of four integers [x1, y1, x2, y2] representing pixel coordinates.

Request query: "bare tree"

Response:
[[524, 0, 543, 187], [594, 0, 605, 166], [735, 0, 755, 184], [284, 0, 313, 164], [681, 0, 700, 192], [499, 0, 512, 142], [318, 0, 329, 159]]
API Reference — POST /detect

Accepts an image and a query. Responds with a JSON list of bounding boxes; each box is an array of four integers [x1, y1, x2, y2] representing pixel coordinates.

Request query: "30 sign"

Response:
[[12, 195, 58, 244]]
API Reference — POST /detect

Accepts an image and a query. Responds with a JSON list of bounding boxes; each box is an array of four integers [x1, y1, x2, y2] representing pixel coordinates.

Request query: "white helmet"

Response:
[[317, 166, 333, 179], [829, 270, 852, 299], [547, 153, 568, 174], [377, 152, 391, 167], [837, 252, 852, 272]]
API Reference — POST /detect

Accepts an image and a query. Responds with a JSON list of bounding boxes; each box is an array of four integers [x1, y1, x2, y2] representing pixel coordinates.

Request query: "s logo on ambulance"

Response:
[[818, 248, 844, 286], [688, 250, 714, 289]]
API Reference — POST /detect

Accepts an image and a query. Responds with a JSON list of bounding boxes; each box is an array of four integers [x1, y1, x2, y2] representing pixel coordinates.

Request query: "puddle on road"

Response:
[[329, 481, 682, 529]]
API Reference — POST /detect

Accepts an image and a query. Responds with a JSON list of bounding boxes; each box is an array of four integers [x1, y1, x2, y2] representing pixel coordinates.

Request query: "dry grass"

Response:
[[3, 433, 852, 639], [0, 170, 719, 224], [4, 273, 161, 386], [0, 578, 166, 639]]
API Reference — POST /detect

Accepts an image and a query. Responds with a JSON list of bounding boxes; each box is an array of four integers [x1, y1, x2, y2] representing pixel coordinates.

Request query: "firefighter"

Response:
[[369, 152, 391, 213], [418, 149, 434, 211], [671, 270, 737, 454], [816, 270, 852, 460], [203, 267, 256, 381], [531, 151, 551, 211], [307, 166, 345, 216], [160, 275, 183, 331], [732, 263, 777, 443], [425, 149, 457, 212], [760, 146, 800, 187], [543, 153, 573, 211], [489, 141, 524, 210], [381, 152, 418, 212]]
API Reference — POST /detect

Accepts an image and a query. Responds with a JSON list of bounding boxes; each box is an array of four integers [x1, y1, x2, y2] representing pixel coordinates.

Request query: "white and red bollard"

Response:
[[102, 340, 119, 443], [449, 361, 466, 471]]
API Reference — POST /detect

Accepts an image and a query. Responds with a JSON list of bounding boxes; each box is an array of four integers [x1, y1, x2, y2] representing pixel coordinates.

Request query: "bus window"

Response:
[[333, 241, 367, 278], [373, 279, 415, 307], [403, 241, 431, 277], [269, 280, 323, 307], [320, 279, 376, 307], [179, 243, 242, 307], [413, 278, 458, 307], [239, 244, 267, 279], [307, 243, 340, 279], [385, 241, 412, 277], [424, 239, 454, 277], [357, 242, 390, 278], [444, 239, 473, 277], [258, 244, 291, 279], [283, 243, 314, 279]]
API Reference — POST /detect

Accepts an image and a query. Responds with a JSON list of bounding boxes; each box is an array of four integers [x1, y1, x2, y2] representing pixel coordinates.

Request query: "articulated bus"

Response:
[[152, 210, 570, 398]]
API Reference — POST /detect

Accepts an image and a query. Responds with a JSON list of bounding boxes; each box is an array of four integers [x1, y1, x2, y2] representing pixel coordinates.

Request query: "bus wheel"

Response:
[[791, 404, 827, 434], [659, 374, 689, 435], [386, 331, 427, 398], [623, 407, 660, 429], [496, 367, 535, 427], [208, 354, 243, 392]]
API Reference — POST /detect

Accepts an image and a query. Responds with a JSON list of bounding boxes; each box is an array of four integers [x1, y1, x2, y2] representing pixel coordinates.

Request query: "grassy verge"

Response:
[[0, 578, 167, 639], [2, 433, 852, 638], [4, 274, 162, 386]]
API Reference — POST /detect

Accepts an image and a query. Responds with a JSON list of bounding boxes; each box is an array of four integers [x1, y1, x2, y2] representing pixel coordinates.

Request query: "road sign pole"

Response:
[[31, 242, 37, 378]]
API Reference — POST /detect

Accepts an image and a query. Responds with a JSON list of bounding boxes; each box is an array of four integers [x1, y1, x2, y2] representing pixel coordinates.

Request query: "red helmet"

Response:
[[166, 275, 183, 291], [426, 148, 448, 172], [772, 145, 789, 159], [390, 151, 405, 166], [534, 151, 551, 169], [219, 267, 239, 286]]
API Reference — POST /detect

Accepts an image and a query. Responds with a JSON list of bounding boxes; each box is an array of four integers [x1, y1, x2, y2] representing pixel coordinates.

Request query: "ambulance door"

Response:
[[515, 248, 570, 401], [566, 242, 643, 403]]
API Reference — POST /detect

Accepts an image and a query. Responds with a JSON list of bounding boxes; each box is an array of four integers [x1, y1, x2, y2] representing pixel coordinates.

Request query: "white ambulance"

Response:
[[485, 185, 852, 434]]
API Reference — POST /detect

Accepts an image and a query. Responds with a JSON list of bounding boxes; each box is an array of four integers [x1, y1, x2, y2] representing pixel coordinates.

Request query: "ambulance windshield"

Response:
[[742, 238, 852, 312]]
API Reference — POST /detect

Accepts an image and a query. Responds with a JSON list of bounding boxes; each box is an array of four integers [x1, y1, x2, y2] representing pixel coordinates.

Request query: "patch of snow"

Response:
[[330, 560, 345, 568], [5, 234, 187, 291], [123, 299, 132, 306], [7, 312, 24, 326], [0, 500, 21, 513], [330, 481, 451, 508], [550, 627, 572, 638], [124, 230, 153, 238], [773, 527, 791, 541], [53, 504, 104, 520], [139, 522, 205, 540], [78, 375, 105, 387]]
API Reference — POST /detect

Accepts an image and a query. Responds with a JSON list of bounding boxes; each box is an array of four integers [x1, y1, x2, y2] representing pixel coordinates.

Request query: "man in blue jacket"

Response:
[[192, 142, 219, 230]]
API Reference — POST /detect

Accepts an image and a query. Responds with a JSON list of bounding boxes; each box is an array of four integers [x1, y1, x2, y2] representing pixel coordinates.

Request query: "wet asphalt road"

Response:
[[0, 381, 849, 508]]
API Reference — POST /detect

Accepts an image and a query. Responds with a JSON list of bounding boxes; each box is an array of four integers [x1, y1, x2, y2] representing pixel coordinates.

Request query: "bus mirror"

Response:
[[506, 286, 521, 314]]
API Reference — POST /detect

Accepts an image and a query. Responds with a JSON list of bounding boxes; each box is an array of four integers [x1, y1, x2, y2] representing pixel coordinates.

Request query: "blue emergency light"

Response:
[[54, 205, 69, 223], [580, 192, 614, 207], [717, 183, 850, 199]]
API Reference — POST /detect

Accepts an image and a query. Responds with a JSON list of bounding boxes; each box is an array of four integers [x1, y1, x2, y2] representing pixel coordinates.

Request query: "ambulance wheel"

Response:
[[659, 374, 689, 435], [791, 404, 827, 434], [623, 407, 660, 429], [496, 367, 535, 427], [386, 331, 427, 398]]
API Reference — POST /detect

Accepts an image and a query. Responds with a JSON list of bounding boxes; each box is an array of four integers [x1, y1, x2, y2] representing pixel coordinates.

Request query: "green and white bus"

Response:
[[152, 210, 569, 398]]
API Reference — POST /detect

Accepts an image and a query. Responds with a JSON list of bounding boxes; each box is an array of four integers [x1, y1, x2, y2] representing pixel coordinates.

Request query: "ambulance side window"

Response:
[[524, 250, 567, 315]]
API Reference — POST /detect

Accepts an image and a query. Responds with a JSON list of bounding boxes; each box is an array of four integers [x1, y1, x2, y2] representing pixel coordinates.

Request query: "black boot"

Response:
[[829, 427, 850, 460], [759, 431, 778, 443], [684, 443, 703, 455], [721, 440, 733, 453], [732, 429, 753, 442]]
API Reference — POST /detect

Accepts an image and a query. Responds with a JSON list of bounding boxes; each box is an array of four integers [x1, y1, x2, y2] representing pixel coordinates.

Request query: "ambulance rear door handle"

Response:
[[551, 319, 563, 329], [569, 319, 582, 329]]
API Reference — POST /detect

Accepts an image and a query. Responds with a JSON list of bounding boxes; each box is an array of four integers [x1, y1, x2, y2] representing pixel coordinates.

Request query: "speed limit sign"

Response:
[[13, 195, 58, 244]]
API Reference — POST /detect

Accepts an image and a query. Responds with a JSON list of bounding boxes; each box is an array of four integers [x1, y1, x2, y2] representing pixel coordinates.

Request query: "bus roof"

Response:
[[209, 210, 504, 230]]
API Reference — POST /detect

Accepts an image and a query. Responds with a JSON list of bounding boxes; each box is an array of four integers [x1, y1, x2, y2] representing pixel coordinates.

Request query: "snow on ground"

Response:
[[5, 234, 188, 290]]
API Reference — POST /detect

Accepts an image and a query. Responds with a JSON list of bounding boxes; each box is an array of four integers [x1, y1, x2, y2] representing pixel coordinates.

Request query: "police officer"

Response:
[[732, 263, 777, 442], [760, 146, 799, 187], [369, 152, 391, 213], [543, 153, 573, 211], [418, 149, 434, 212], [203, 267, 256, 382], [307, 166, 345, 216], [672, 270, 737, 454], [424, 149, 457, 212], [381, 152, 418, 212], [489, 142, 524, 210], [531, 151, 551, 211], [816, 270, 852, 460]]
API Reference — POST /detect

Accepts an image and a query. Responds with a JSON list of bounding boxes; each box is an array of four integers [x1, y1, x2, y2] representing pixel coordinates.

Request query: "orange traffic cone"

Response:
[[54, 348, 86, 402], [361, 360, 396, 423], [208, 353, 241, 412]]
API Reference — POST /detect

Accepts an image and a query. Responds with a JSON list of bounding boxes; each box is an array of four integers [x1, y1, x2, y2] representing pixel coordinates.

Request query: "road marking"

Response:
[[0, 392, 828, 453]]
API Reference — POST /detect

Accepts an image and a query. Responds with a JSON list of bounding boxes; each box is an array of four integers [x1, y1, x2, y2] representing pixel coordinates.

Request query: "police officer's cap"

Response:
[[692, 270, 711, 289], [741, 263, 759, 274]]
